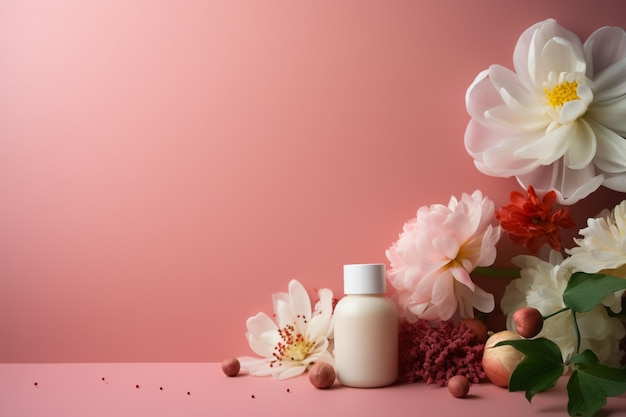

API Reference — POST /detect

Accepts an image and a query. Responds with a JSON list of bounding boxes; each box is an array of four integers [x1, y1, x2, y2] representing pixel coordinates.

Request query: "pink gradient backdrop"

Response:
[[1, 0, 625, 362]]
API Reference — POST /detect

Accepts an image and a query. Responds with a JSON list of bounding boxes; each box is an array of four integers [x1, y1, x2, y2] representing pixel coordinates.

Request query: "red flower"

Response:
[[496, 186, 576, 254]]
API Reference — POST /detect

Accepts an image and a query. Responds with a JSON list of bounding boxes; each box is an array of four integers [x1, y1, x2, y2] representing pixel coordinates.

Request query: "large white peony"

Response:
[[465, 19, 626, 205]]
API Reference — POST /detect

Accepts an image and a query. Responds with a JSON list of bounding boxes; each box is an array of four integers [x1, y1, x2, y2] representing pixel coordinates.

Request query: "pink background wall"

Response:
[[2, 0, 625, 363]]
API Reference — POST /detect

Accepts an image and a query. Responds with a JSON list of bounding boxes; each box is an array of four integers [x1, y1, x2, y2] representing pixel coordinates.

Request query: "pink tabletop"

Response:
[[1, 362, 625, 417]]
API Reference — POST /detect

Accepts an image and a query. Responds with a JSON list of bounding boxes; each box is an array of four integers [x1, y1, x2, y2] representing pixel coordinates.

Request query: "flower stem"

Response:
[[542, 307, 569, 320], [572, 311, 581, 355], [472, 266, 521, 278]]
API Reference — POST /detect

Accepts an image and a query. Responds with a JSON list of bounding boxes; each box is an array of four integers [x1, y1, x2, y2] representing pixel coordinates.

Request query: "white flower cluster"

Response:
[[502, 202, 626, 366]]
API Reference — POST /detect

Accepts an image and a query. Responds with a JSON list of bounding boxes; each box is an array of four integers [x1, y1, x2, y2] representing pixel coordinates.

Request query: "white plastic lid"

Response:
[[343, 263, 387, 294]]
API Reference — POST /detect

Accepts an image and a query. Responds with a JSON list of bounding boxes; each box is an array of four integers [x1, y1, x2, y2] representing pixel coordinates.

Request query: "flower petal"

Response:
[[306, 350, 334, 367], [513, 19, 557, 86], [524, 19, 584, 85], [514, 123, 575, 165], [307, 288, 333, 340], [585, 26, 626, 81], [406, 299, 430, 318], [432, 234, 460, 262], [274, 299, 293, 329], [465, 120, 544, 176], [590, 120, 626, 173], [539, 36, 586, 78], [564, 120, 596, 169], [245, 313, 279, 357], [273, 363, 308, 380], [465, 69, 502, 123], [603, 172, 626, 192], [288, 279, 312, 322], [450, 265, 474, 291], [238, 356, 275, 377], [559, 99, 589, 124], [456, 281, 494, 317], [517, 160, 604, 205], [246, 312, 277, 335], [430, 272, 457, 320], [489, 65, 544, 111], [588, 95, 626, 135], [271, 291, 290, 322], [592, 58, 626, 102]]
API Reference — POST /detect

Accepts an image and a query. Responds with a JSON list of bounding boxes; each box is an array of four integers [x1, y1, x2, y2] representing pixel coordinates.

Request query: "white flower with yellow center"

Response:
[[502, 252, 625, 366], [563, 199, 626, 313], [465, 19, 626, 205], [238, 280, 334, 380]]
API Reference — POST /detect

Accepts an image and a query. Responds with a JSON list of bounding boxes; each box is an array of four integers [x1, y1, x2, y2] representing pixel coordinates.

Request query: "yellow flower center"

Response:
[[280, 335, 312, 361], [544, 81, 580, 108], [271, 317, 313, 364]]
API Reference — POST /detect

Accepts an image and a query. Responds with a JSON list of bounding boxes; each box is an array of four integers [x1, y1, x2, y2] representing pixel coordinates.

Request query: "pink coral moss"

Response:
[[398, 319, 485, 386]]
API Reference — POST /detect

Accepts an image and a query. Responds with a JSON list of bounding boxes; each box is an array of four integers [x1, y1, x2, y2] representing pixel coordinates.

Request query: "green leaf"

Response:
[[569, 349, 598, 366], [563, 272, 626, 313], [566, 361, 626, 417], [496, 338, 564, 402]]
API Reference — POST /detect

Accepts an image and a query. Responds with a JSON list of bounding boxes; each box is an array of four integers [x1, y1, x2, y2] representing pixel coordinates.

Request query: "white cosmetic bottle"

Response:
[[333, 263, 398, 388]]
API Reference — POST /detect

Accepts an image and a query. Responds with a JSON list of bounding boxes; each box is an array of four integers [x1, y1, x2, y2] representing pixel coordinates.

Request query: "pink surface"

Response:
[[1, 0, 626, 363], [1, 363, 624, 417]]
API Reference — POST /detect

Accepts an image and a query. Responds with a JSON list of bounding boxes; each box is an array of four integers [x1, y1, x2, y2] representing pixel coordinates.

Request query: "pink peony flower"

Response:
[[386, 190, 501, 322]]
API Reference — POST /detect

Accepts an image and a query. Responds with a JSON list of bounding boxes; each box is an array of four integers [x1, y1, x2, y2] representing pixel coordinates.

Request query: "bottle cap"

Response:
[[343, 263, 387, 294]]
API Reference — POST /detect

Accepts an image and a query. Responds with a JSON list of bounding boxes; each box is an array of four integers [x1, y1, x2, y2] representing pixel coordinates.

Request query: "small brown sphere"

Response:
[[447, 375, 470, 398], [460, 318, 488, 343], [308, 362, 336, 389], [513, 307, 544, 339], [221, 358, 240, 377]]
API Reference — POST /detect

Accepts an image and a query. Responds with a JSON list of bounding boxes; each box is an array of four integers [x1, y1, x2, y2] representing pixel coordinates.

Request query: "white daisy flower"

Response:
[[238, 280, 334, 380]]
